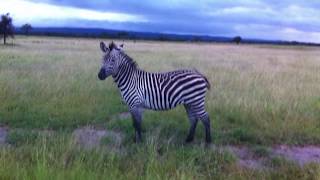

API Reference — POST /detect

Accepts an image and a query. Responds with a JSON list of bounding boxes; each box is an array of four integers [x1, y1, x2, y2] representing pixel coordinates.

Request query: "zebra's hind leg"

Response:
[[199, 112, 212, 143], [184, 105, 199, 143], [130, 107, 143, 143]]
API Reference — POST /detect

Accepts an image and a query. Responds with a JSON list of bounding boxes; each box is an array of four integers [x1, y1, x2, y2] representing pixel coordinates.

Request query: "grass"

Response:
[[0, 134, 236, 180], [1, 133, 320, 180], [0, 36, 320, 179]]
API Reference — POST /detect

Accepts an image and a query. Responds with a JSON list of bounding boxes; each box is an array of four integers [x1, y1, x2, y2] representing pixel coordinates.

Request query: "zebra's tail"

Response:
[[203, 75, 211, 90], [194, 69, 211, 90]]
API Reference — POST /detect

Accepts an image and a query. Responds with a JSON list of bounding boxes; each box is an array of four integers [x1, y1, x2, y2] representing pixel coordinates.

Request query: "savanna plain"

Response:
[[0, 36, 320, 179]]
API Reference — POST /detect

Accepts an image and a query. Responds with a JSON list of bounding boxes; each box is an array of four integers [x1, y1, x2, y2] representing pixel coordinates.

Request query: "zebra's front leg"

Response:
[[130, 107, 143, 143]]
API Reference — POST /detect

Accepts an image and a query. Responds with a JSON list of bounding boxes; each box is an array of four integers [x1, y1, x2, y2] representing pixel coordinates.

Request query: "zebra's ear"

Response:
[[100, 42, 109, 53], [118, 44, 124, 50]]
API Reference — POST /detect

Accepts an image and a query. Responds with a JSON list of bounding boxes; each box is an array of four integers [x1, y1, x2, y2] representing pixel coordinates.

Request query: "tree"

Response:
[[117, 31, 129, 39], [232, 36, 242, 44], [157, 34, 166, 41], [0, 13, 14, 44], [21, 23, 32, 35]]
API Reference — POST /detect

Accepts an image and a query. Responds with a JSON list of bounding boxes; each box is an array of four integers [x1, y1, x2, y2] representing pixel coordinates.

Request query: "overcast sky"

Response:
[[2, 0, 320, 43]]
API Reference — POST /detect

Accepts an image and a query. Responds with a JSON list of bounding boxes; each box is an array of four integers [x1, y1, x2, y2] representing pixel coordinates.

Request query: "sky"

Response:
[[2, 0, 320, 43]]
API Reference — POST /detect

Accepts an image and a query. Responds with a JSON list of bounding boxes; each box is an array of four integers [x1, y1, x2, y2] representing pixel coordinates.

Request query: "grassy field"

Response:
[[0, 36, 320, 179]]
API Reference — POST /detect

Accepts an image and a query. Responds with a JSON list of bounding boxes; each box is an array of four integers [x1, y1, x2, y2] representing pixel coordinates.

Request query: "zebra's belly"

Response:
[[142, 97, 182, 111], [143, 104, 178, 111]]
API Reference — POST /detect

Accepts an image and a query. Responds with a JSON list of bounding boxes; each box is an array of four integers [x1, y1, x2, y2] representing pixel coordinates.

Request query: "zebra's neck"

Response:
[[112, 60, 138, 89]]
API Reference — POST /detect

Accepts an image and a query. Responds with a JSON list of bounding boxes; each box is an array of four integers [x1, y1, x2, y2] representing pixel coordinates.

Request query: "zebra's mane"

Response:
[[108, 42, 138, 69], [120, 51, 138, 69]]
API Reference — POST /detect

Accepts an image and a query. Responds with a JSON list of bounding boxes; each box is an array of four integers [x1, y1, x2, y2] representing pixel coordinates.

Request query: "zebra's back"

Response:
[[140, 69, 210, 110]]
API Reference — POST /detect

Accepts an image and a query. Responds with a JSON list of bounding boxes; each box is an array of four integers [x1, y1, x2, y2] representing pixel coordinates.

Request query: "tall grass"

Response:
[[0, 132, 236, 180], [0, 36, 320, 179]]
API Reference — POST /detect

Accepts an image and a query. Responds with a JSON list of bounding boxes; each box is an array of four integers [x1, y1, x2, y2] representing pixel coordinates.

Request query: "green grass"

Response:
[[6, 129, 39, 146], [1, 133, 320, 179], [1, 132, 237, 180], [1, 36, 320, 179]]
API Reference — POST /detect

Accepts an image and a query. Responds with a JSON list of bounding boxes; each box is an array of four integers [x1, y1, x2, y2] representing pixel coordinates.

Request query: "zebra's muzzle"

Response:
[[98, 68, 107, 80]]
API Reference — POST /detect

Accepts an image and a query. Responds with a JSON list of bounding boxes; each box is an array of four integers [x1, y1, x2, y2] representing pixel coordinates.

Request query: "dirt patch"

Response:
[[225, 146, 266, 170], [273, 145, 320, 166], [72, 126, 123, 150], [224, 145, 320, 170], [0, 126, 9, 146]]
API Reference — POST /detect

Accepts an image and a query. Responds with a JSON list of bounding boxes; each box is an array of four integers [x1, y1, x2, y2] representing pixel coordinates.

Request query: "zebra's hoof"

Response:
[[185, 137, 194, 143], [134, 137, 142, 143]]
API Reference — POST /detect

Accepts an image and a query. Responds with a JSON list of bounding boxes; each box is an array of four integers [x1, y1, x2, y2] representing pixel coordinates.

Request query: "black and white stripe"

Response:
[[98, 42, 211, 143]]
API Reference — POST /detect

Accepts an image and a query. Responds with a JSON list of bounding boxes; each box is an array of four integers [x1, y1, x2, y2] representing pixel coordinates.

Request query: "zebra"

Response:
[[98, 41, 212, 143]]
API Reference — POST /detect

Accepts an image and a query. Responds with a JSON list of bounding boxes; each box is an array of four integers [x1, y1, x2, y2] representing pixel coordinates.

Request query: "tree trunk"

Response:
[[3, 33, 6, 45]]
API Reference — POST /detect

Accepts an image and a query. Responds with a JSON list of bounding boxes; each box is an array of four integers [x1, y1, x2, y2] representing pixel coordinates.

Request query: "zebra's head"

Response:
[[98, 41, 124, 80]]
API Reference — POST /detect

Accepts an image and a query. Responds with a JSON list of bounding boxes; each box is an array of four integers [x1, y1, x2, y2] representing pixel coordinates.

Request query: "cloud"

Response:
[[233, 23, 320, 42], [1, 0, 147, 26], [282, 5, 320, 24], [207, 4, 320, 26], [203, 2, 320, 42], [279, 27, 320, 43]]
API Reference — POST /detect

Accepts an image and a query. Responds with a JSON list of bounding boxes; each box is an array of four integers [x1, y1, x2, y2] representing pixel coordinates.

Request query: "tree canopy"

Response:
[[0, 13, 14, 44], [232, 36, 242, 44], [21, 23, 32, 35]]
